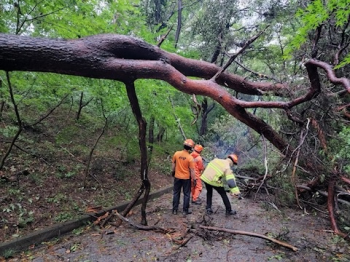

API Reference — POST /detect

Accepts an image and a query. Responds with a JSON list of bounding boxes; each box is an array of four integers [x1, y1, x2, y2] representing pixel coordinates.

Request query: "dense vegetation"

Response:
[[1, 0, 350, 249]]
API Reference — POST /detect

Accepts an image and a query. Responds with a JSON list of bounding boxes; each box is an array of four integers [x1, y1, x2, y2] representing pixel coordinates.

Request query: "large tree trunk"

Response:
[[0, 34, 349, 157]]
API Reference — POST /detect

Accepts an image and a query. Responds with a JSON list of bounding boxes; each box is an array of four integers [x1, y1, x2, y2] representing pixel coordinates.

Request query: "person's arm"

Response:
[[171, 162, 176, 177], [225, 170, 240, 196], [190, 167, 196, 180], [197, 157, 204, 173], [189, 158, 196, 180], [171, 153, 176, 177]]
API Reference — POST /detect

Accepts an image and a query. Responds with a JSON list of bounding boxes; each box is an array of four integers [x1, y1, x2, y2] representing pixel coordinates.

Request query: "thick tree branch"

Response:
[[1, 34, 349, 157], [304, 59, 350, 93], [0, 34, 285, 95]]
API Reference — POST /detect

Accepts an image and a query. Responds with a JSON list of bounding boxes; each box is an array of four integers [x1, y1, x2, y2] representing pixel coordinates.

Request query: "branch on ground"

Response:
[[200, 225, 299, 252], [113, 210, 172, 234]]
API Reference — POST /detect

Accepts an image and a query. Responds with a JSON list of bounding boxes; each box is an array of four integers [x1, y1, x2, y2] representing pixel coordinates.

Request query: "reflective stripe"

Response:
[[226, 173, 235, 180], [207, 162, 224, 182], [230, 187, 240, 194], [208, 162, 223, 176]]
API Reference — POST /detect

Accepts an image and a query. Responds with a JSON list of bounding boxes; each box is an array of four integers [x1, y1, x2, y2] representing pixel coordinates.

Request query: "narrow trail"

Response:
[[6, 189, 349, 262]]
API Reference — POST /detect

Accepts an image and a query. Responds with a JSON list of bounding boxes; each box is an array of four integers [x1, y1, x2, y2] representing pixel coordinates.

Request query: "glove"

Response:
[[193, 179, 197, 187], [231, 193, 243, 200], [171, 170, 175, 177]]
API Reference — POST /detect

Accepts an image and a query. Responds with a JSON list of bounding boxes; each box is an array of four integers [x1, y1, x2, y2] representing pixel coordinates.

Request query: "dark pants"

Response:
[[173, 178, 191, 212], [204, 182, 232, 211]]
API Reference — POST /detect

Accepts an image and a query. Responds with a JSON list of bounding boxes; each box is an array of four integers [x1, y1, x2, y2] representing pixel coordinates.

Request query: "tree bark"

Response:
[[174, 0, 182, 48], [199, 98, 215, 136], [125, 81, 150, 226], [1, 34, 349, 157], [327, 178, 347, 238], [148, 115, 155, 162]]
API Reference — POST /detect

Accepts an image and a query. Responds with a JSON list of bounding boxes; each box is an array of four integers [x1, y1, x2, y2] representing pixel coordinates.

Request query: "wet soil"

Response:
[[6, 188, 350, 262]]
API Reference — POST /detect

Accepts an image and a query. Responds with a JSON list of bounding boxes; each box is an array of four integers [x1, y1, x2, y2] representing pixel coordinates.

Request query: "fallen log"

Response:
[[199, 225, 298, 252]]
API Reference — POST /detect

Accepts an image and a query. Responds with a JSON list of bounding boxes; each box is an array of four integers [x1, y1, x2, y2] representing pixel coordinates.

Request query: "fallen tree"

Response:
[[0, 33, 349, 237], [2, 33, 349, 155]]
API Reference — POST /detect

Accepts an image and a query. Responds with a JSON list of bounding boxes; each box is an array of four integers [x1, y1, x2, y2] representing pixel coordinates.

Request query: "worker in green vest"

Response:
[[200, 154, 241, 216]]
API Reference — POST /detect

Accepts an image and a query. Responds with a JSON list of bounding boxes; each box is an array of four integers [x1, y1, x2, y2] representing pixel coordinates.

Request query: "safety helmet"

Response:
[[183, 139, 195, 148], [227, 154, 238, 164], [194, 144, 203, 153]]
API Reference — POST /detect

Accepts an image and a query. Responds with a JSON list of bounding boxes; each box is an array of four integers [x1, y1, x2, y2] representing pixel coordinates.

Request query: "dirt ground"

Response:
[[5, 187, 350, 262]]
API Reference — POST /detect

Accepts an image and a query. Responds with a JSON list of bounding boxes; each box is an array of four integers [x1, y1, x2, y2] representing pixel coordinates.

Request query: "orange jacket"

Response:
[[191, 151, 204, 179], [172, 150, 195, 179]]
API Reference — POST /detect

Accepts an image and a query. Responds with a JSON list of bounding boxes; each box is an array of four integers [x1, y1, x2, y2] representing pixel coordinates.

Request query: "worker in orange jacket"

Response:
[[171, 139, 196, 215], [191, 144, 204, 205]]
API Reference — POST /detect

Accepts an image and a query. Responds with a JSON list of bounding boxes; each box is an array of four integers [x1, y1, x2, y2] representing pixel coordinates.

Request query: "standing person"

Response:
[[200, 154, 241, 216], [191, 144, 204, 205], [171, 139, 196, 215]]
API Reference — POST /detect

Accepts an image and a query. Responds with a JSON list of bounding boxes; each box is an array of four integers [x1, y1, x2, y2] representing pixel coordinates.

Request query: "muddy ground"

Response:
[[5, 188, 350, 262]]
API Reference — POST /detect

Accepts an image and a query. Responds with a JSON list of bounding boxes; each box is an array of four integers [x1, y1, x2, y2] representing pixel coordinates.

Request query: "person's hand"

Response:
[[231, 193, 243, 200]]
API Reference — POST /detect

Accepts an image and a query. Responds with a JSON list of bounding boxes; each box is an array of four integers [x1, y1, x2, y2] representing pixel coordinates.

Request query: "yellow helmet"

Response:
[[228, 154, 238, 164], [194, 144, 203, 153], [183, 139, 195, 148]]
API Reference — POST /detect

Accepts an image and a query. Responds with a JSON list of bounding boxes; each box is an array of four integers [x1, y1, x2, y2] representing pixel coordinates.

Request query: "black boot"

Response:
[[172, 209, 178, 215], [192, 199, 202, 205], [206, 208, 213, 215], [225, 210, 237, 216], [183, 209, 192, 215]]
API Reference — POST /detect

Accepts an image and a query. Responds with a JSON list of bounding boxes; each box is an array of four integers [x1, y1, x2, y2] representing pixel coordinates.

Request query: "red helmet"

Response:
[[194, 144, 203, 153], [227, 154, 238, 164], [183, 139, 195, 148]]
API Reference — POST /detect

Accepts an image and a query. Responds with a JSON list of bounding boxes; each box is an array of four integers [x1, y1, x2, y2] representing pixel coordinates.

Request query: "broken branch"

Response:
[[199, 225, 298, 252], [113, 210, 170, 233]]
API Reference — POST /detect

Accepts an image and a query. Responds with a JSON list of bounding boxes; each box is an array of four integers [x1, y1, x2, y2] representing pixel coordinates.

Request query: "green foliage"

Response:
[[271, 172, 296, 206], [0, 249, 15, 259], [54, 212, 74, 222], [184, 0, 243, 61], [333, 127, 350, 173], [0, 0, 146, 38], [2, 201, 35, 229], [47, 193, 67, 204], [286, 0, 350, 68], [55, 126, 80, 145], [0, 125, 18, 138], [335, 54, 350, 69]]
